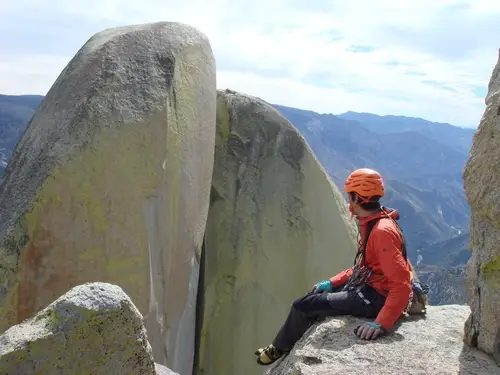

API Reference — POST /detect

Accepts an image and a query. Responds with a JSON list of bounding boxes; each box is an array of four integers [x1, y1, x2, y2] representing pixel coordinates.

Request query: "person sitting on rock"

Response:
[[255, 168, 413, 366]]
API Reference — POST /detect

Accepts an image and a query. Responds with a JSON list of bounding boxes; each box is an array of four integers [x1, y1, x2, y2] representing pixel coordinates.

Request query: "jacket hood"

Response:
[[357, 206, 400, 226]]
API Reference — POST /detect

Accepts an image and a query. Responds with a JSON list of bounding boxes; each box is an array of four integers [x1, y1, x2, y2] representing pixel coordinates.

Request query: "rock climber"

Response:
[[255, 168, 413, 366]]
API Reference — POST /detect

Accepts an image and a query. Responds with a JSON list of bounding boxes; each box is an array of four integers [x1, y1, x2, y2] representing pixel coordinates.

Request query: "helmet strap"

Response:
[[353, 193, 375, 204]]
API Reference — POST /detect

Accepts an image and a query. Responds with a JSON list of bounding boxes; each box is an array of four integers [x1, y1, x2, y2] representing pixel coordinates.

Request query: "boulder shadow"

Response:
[[458, 343, 500, 375], [391, 312, 427, 329]]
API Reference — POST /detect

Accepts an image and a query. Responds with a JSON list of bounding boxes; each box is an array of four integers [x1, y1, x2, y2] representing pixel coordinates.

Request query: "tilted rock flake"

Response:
[[195, 89, 358, 375], [0, 21, 216, 375]]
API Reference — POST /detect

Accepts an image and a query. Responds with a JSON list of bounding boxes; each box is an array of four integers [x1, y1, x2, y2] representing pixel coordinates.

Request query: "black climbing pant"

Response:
[[272, 284, 386, 351]]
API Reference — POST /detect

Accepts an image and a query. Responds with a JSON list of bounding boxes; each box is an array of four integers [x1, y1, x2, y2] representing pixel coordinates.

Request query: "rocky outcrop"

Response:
[[195, 90, 358, 375], [462, 51, 500, 364], [0, 21, 216, 375], [0, 282, 179, 375], [265, 305, 500, 375]]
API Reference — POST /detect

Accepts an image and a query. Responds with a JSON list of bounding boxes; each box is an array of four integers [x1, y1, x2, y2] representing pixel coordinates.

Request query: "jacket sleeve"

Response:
[[372, 227, 412, 330], [329, 268, 353, 288]]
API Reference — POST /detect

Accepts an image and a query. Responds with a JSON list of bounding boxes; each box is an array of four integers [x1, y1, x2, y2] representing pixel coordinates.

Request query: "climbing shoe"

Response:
[[255, 344, 284, 365]]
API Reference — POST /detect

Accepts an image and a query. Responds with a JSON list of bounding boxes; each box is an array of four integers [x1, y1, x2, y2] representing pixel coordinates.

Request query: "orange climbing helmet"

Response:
[[344, 168, 385, 199]]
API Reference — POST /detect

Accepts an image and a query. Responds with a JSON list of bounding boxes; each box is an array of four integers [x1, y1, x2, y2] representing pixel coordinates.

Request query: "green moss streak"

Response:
[[216, 97, 230, 146], [482, 255, 500, 276]]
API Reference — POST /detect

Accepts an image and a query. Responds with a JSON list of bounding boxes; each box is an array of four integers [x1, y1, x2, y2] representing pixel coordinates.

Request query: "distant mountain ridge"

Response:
[[0, 94, 43, 174], [338, 111, 475, 154], [416, 231, 470, 268]]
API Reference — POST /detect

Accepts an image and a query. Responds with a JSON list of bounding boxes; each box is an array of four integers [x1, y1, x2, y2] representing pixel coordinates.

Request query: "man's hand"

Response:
[[354, 322, 386, 340], [311, 280, 334, 293]]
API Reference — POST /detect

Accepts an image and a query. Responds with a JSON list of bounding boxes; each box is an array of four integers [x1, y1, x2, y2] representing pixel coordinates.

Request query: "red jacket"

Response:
[[330, 208, 412, 330]]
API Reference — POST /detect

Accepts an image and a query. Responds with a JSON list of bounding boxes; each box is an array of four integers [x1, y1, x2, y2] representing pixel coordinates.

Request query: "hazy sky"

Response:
[[1, 0, 499, 127]]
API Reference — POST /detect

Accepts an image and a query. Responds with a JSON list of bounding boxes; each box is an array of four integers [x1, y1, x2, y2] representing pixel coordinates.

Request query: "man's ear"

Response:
[[352, 194, 359, 205]]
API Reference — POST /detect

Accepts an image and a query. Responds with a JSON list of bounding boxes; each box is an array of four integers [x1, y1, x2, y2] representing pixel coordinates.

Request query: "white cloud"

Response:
[[0, 55, 72, 95], [1, 0, 499, 126]]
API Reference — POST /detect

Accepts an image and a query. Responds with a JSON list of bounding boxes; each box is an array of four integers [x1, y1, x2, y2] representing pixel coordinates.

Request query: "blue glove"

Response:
[[313, 280, 333, 293]]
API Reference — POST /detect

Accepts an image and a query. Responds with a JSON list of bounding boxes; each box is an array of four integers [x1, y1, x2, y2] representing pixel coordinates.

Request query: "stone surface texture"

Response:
[[0, 283, 158, 375], [462, 50, 500, 364], [265, 305, 500, 375]]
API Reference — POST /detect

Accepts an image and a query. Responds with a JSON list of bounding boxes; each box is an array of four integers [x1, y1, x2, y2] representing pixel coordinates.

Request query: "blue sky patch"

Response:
[[421, 80, 458, 92], [346, 45, 375, 53], [471, 86, 487, 98]]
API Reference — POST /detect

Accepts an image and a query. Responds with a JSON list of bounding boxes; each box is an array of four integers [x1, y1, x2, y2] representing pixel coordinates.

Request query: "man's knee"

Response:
[[290, 293, 309, 313], [291, 297, 304, 312], [293, 290, 357, 316], [291, 292, 324, 314]]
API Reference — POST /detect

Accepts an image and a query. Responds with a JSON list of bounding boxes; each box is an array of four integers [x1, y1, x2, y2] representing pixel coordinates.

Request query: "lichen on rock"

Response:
[[463, 50, 500, 365], [482, 255, 500, 277], [0, 282, 160, 375]]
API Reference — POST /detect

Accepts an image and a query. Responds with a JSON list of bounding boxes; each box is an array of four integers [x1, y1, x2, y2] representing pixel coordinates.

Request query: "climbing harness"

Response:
[[342, 208, 429, 314], [342, 211, 388, 304]]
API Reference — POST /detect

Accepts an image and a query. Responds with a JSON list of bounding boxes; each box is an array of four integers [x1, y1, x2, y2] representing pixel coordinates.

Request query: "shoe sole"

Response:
[[256, 357, 279, 366]]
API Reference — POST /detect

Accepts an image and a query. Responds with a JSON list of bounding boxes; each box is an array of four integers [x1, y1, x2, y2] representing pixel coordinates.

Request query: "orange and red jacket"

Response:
[[329, 208, 413, 331]]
